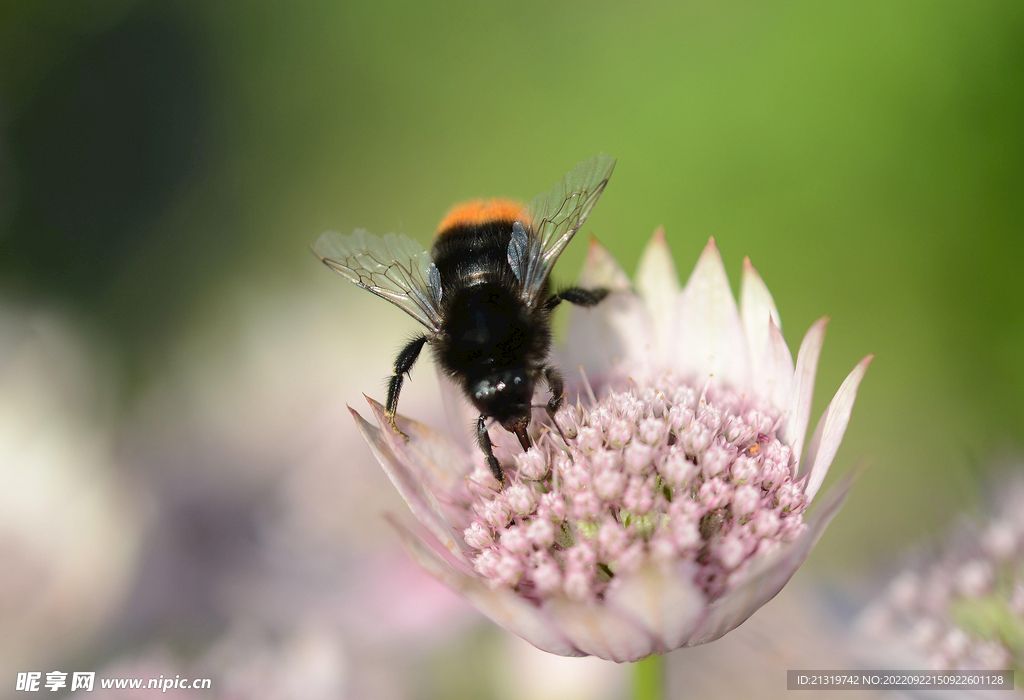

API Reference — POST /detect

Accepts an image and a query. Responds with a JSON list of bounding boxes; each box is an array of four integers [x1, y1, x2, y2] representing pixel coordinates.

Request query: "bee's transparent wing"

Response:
[[511, 153, 616, 305], [313, 229, 444, 333]]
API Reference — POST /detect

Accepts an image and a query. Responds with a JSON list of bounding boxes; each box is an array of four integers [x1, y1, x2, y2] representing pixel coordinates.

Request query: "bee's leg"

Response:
[[544, 365, 577, 449], [543, 365, 566, 416], [477, 415, 505, 486], [543, 287, 609, 311], [386, 334, 429, 439]]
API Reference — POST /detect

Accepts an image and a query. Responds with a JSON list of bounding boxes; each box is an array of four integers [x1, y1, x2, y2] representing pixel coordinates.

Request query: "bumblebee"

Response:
[[313, 154, 615, 484]]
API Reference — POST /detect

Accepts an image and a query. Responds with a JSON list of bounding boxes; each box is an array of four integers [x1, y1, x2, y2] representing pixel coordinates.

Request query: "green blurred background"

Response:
[[2, 0, 1022, 602]]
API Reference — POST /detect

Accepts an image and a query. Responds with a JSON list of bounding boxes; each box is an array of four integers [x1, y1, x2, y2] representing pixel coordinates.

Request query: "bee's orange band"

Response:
[[437, 198, 525, 234]]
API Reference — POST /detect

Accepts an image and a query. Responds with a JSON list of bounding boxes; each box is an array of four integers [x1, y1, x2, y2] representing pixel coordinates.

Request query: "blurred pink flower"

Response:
[[860, 474, 1024, 671], [352, 231, 871, 661]]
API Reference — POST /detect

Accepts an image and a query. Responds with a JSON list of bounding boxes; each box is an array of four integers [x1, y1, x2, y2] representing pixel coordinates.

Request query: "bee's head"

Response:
[[471, 369, 534, 447]]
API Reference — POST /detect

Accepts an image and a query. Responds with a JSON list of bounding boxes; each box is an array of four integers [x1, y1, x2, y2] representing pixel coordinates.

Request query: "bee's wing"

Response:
[[312, 229, 444, 333], [509, 153, 616, 306]]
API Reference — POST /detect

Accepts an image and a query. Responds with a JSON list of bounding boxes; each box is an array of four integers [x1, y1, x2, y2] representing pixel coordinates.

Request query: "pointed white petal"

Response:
[[544, 597, 657, 662], [577, 236, 633, 291], [685, 475, 854, 646], [754, 319, 794, 414], [387, 515, 584, 657], [740, 257, 782, 372], [782, 317, 828, 470], [605, 563, 705, 652], [561, 293, 651, 385], [366, 396, 470, 500], [563, 238, 652, 388], [352, 406, 467, 560], [673, 238, 749, 388], [803, 355, 873, 501], [636, 228, 681, 363]]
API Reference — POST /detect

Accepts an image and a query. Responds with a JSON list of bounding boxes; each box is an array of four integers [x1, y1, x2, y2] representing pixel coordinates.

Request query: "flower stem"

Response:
[[632, 654, 663, 700]]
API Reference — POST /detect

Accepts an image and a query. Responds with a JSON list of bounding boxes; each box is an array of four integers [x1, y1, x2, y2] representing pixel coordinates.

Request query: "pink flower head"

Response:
[[351, 232, 871, 661]]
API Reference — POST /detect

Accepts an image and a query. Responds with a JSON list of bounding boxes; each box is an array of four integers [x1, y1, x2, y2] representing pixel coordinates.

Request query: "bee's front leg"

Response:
[[543, 365, 565, 417], [477, 416, 505, 487], [385, 334, 429, 440], [543, 286, 609, 312]]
